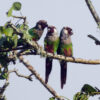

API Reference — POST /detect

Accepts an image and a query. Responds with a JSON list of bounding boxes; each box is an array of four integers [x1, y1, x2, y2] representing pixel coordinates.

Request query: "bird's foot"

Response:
[[72, 56, 75, 61]]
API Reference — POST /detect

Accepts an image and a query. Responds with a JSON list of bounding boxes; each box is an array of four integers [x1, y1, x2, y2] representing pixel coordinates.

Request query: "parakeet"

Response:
[[44, 26, 59, 84], [57, 27, 73, 89], [28, 20, 48, 41]]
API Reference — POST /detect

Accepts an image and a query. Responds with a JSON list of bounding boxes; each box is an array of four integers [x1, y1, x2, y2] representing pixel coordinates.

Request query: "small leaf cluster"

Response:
[[73, 84, 100, 100]]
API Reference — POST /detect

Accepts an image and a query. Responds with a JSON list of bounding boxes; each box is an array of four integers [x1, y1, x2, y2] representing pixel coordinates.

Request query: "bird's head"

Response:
[[63, 27, 73, 36], [36, 20, 48, 30], [47, 26, 57, 35]]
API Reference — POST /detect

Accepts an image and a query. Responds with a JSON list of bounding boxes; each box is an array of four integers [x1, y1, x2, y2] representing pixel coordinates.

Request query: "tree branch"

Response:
[[88, 34, 100, 45], [0, 82, 9, 96], [16, 53, 62, 100], [12, 15, 27, 25], [85, 0, 100, 25], [0, 46, 32, 52], [5, 22, 100, 65], [8, 69, 33, 81]]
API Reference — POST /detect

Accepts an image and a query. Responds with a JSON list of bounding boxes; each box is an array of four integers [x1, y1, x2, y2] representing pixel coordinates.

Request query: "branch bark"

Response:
[[18, 43, 100, 65], [0, 82, 9, 96], [16, 53, 62, 100], [85, 0, 100, 25], [88, 34, 100, 45], [12, 15, 27, 25], [8, 69, 33, 81]]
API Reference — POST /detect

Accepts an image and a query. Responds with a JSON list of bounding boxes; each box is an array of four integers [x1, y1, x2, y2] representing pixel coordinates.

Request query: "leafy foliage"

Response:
[[0, 2, 32, 81], [81, 84, 98, 96], [73, 84, 100, 100], [73, 92, 88, 100], [13, 2, 21, 11], [7, 2, 21, 17]]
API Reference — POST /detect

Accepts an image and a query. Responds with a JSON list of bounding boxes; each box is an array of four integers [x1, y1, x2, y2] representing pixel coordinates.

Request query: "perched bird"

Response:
[[28, 20, 48, 41], [44, 26, 59, 84], [57, 27, 73, 89]]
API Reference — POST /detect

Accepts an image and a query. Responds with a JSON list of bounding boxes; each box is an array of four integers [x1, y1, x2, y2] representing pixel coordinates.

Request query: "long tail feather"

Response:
[[45, 57, 53, 84], [60, 60, 67, 89]]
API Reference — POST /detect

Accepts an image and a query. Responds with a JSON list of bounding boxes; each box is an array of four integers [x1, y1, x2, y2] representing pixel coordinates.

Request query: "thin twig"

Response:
[[0, 46, 31, 52], [91, 92, 100, 96], [85, 0, 100, 25], [12, 15, 27, 25], [8, 69, 33, 81], [88, 34, 100, 45]]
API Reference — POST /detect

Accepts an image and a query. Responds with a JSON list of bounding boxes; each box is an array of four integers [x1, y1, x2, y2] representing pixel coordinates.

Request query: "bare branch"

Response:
[[0, 46, 31, 52], [17, 46, 100, 65], [0, 82, 9, 96], [16, 53, 62, 100], [85, 0, 100, 25], [91, 92, 100, 96], [88, 34, 100, 45], [8, 69, 33, 81], [12, 15, 27, 25]]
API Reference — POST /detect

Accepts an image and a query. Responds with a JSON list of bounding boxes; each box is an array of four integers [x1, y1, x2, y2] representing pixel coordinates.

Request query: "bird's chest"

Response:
[[45, 44, 54, 53], [61, 38, 71, 44], [64, 48, 72, 56], [37, 30, 43, 37], [48, 36, 58, 41]]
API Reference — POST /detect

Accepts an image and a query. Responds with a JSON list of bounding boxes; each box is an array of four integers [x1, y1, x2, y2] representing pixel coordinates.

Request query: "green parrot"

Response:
[[57, 27, 73, 89], [44, 26, 59, 84], [28, 20, 48, 41]]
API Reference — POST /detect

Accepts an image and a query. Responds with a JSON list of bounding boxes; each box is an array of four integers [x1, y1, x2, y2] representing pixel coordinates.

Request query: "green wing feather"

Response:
[[44, 38, 59, 53], [60, 43, 73, 55], [28, 28, 39, 40]]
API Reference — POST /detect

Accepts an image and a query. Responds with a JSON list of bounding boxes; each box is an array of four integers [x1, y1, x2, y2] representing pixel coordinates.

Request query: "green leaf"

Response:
[[13, 2, 21, 11], [0, 72, 8, 80], [73, 92, 88, 100], [7, 7, 13, 17], [0, 37, 6, 47], [20, 24, 29, 30], [0, 26, 4, 33], [81, 84, 97, 96], [12, 34, 18, 48], [3, 27, 13, 37], [19, 24, 32, 41], [0, 52, 9, 67], [49, 97, 55, 100], [2, 72, 8, 79]]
